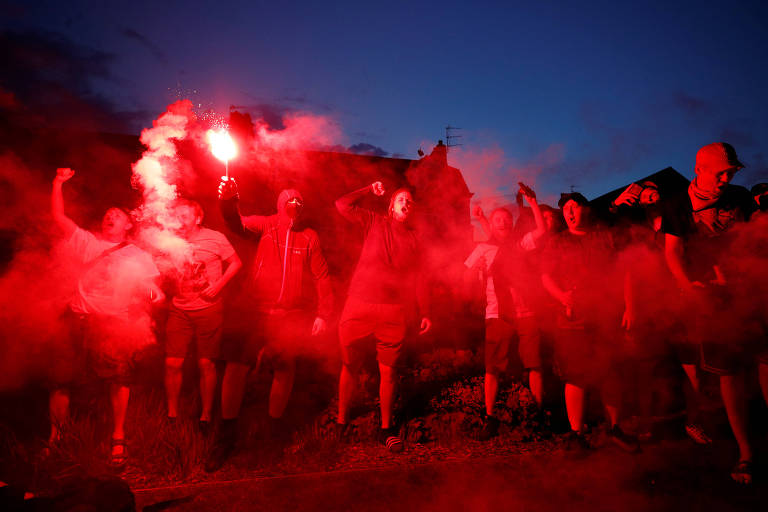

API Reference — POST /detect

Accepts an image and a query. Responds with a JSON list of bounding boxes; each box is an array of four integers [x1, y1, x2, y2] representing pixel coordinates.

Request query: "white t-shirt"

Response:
[[464, 243, 500, 319], [172, 228, 236, 311], [66, 228, 160, 317]]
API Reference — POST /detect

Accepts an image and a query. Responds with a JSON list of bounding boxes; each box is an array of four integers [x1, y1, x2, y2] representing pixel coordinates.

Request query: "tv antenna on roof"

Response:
[[446, 125, 463, 150]]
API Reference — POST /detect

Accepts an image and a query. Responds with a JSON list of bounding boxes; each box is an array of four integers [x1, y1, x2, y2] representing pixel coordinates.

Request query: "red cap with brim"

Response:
[[696, 142, 744, 171]]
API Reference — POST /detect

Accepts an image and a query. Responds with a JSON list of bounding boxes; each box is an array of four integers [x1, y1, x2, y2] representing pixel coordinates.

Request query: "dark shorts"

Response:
[[47, 309, 87, 388], [339, 297, 410, 369], [223, 310, 313, 367], [485, 317, 541, 374], [553, 316, 618, 390], [85, 313, 155, 385], [681, 286, 758, 376], [166, 303, 223, 360]]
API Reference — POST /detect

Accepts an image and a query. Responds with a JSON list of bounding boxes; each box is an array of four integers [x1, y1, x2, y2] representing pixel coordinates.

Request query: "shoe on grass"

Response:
[[684, 423, 712, 445], [608, 425, 639, 453], [478, 415, 500, 441], [565, 430, 592, 458], [204, 437, 234, 473], [380, 427, 403, 453]]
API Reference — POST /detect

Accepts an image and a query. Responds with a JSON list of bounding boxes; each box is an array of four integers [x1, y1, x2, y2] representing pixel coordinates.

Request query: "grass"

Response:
[[0, 346, 626, 495]]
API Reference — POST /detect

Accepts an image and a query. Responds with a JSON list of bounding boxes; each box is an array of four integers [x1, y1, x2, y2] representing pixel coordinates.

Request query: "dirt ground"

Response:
[[135, 437, 767, 512]]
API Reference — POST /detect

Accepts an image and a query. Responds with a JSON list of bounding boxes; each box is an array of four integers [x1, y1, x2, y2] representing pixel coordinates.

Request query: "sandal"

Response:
[[730, 460, 752, 485], [109, 438, 129, 469]]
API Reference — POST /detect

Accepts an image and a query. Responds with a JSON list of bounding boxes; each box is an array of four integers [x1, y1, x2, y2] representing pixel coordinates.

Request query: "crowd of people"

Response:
[[44, 142, 767, 484]]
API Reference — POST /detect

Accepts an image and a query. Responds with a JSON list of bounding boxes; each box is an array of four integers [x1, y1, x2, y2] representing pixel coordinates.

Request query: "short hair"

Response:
[[388, 187, 414, 217], [175, 198, 204, 221], [489, 207, 514, 221], [557, 192, 589, 209]]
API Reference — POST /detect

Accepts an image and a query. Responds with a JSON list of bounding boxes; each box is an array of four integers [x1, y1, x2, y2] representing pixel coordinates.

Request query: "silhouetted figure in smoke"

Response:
[[541, 192, 638, 453], [49, 167, 165, 468], [206, 177, 332, 472], [164, 199, 241, 434], [465, 183, 547, 440], [610, 180, 710, 443], [662, 142, 757, 484], [335, 181, 432, 453]]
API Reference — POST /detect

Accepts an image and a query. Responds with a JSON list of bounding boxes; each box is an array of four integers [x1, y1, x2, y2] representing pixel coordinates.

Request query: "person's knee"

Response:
[[198, 358, 216, 374], [166, 357, 184, 371]]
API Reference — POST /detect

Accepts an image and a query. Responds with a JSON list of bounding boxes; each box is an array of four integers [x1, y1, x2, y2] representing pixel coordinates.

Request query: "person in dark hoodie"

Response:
[[335, 181, 431, 453], [205, 177, 333, 472]]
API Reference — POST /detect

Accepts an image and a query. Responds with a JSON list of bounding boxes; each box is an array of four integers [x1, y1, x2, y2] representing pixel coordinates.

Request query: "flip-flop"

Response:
[[730, 460, 752, 485]]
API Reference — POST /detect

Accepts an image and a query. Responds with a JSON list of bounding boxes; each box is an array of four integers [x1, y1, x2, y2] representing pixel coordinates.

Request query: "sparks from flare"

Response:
[[207, 129, 237, 178]]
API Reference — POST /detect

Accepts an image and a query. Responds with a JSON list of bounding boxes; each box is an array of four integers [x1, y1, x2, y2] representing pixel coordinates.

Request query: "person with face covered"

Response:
[[206, 178, 333, 472], [164, 199, 241, 434], [662, 142, 757, 484], [335, 181, 431, 453], [541, 192, 638, 453], [466, 183, 547, 440], [49, 167, 165, 468]]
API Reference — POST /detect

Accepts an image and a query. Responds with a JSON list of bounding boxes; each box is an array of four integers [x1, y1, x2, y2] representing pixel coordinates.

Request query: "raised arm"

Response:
[[472, 204, 492, 239], [335, 182, 381, 226], [519, 182, 546, 246], [217, 177, 269, 236], [51, 168, 78, 238]]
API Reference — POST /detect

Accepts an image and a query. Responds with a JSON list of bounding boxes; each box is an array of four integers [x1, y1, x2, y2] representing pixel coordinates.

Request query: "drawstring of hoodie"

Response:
[[276, 220, 293, 303]]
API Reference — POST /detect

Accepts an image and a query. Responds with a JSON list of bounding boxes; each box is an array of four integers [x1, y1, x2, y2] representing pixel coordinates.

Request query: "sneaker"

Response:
[[380, 427, 404, 453], [333, 422, 352, 443], [564, 430, 592, 455], [684, 423, 712, 445], [608, 425, 639, 453], [478, 415, 500, 441], [198, 420, 212, 437], [204, 437, 234, 473]]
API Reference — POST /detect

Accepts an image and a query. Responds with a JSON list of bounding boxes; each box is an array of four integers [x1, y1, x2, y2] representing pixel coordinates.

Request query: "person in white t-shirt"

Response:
[[50, 167, 164, 468]]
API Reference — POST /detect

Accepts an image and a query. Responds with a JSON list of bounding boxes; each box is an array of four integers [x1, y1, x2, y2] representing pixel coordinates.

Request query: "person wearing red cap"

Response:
[[205, 178, 333, 472], [662, 142, 757, 484]]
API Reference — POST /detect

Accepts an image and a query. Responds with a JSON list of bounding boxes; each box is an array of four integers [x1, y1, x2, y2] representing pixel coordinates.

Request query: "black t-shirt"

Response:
[[661, 184, 755, 282], [542, 228, 623, 322]]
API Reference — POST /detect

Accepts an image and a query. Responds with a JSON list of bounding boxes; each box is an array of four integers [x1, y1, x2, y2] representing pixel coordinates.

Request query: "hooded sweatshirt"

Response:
[[220, 189, 333, 318]]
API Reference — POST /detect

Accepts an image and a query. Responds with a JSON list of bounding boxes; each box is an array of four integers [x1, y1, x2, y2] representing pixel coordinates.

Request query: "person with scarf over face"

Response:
[[662, 142, 757, 484], [205, 178, 333, 472]]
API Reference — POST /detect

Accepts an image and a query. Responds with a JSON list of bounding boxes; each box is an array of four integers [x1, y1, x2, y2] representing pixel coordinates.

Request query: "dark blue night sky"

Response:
[[2, 0, 767, 203]]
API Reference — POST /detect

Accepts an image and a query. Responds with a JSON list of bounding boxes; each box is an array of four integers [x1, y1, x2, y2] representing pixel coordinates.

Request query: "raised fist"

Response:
[[518, 182, 536, 200], [55, 167, 75, 182], [371, 181, 385, 196], [218, 176, 239, 200], [471, 204, 485, 219]]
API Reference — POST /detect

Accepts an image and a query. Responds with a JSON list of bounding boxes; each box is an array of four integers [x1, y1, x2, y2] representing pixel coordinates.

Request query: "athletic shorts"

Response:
[[165, 303, 223, 360], [682, 286, 756, 376], [484, 317, 541, 374], [553, 317, 618, 391], [223, 310, 313, 367], [338, 297, 410, 369], [86, 313, 155, 385]]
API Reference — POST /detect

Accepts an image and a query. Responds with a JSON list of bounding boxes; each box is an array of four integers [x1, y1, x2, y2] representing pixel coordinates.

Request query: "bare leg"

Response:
[[528, 369, 543, 406], [110, 383, 130, 460], [564, 383, 585, 432], [720, 374, 752, 463], [484, 371, 499, 416], [268, 358, 296, 419], [338, 364, 357, 425], [378, 362, 397, 429], [164, 357, 184, 418], [220, 362, 250, 420], [198, 358, 217, 422], [49, 388, 70, 444], [759, 363, 768, 410]]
